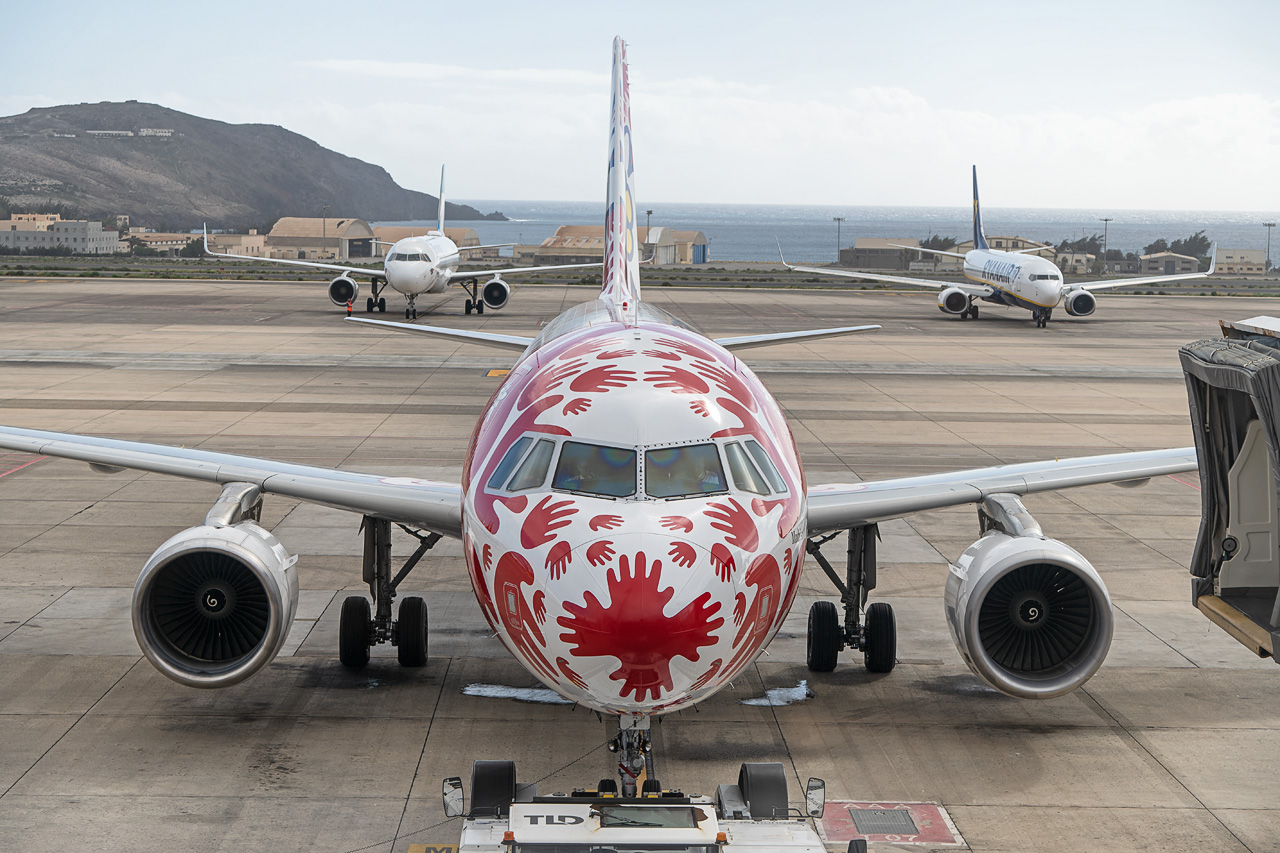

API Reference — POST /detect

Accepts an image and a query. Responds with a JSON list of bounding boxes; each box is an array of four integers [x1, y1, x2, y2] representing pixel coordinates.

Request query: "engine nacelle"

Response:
[[327, 276, 359, 306], [1064, 288, 1096, 317], [482, 276, 510, 310], [132, 522, 298, 688], [937, 287, 971, 315], [945, 528, 1113, 699]]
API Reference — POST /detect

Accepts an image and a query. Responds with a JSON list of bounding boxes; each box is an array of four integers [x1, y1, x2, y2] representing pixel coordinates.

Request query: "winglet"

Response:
[[1207, 243, 1217, 276], [972, 165, 989, 251], [435, 165, 446, 236], [202, 224, 218, 257], [776, 237, 795, 270]]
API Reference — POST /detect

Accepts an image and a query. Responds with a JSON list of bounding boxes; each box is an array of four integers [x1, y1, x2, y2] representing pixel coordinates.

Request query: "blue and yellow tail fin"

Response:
[[972, 165, 989, 251]]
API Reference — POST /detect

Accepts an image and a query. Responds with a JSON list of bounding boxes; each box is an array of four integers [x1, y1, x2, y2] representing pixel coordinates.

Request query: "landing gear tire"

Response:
[[339, 595, 371, 668], [738, 763, 788, 820], [465, 299, 473, 315], [471, 760, 517, 818], [405, 308, 412, 320], [847, 841, 870, 853], [378, 297, 386, 313], [366, 297, 374, 313], [863, 601, 897, 673], [970, 305, 979, 319], [806, 600, 841, 672], [396, 596, 428, 667], [476, 302, 485, 315]]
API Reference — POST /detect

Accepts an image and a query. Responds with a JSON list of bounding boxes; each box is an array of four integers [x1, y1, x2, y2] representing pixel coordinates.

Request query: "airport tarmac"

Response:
[[0, 276, 1278, 853]]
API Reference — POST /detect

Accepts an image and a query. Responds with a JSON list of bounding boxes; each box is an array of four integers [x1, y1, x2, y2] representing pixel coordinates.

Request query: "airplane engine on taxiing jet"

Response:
[[482, 276, 510, 310], [132, 518, 298, 689], [944, 494, 1114, 699], [1064, 289, 1097, 317], [937, 287, 972, 315], [327, 276, 360, 306]]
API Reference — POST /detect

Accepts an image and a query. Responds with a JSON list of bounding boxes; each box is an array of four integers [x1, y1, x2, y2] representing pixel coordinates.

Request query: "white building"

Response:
[[0, 217, 119, 254], [1213, 249, 1266, 276]]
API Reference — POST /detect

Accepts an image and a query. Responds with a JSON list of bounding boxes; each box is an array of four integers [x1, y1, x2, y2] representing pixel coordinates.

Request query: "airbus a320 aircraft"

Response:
[[204, 168, 599, 319], [0, 37, 1198, 790], [787, 167, 1216, 327]]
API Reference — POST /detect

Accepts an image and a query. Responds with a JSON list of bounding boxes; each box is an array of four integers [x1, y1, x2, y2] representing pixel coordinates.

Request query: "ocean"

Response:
[[380, 201, 1280, 265]]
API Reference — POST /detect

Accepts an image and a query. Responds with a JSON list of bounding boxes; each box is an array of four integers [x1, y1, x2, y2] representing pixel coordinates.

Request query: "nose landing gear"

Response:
[[404, 295, 419, 320], [1033, 308, 1053, 328]]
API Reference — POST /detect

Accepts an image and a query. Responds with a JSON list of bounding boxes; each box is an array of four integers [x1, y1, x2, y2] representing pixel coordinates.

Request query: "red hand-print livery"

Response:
[[461, 302, 806, 718]]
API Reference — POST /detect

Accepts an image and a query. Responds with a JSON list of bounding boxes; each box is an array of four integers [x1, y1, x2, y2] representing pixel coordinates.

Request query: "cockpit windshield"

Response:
[[552, 441, 637, 498], [645, 443, 727, 498], [391, 252, 427, 262]]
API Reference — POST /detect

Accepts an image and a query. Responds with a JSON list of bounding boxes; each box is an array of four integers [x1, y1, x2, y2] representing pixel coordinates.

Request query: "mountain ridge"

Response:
[[0, 101, 503, 229]]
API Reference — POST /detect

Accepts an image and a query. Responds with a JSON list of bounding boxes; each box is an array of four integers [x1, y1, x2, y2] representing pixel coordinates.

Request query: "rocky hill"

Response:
[[0, 101, 504, 229]]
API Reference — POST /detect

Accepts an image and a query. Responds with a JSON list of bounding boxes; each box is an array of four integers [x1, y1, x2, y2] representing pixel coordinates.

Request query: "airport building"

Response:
[[534, 225, 708, 265], [206, 230, 266, 257], [265, 217, 375, 260], [126, 229, 199, 255], [841, 237, 920, 270], [0, 215, 119, 254], [1140, 251, 1199, 275], [1213, 248, 1266, 276], [1055, 251, 1096, 275]]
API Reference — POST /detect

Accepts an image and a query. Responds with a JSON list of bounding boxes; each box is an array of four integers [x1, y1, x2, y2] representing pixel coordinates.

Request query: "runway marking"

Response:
[[819, 802, 963, 846], [486, 369, 510, 377], [0, 455, 46, 478], [1169, 474, 1202, 490]]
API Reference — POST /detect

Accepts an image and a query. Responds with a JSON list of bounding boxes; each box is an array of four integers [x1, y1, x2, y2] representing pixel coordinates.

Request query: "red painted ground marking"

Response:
[[0, 455, 47, 478], [1169, 473, 1202, 491], [819, 801, 963, 846]]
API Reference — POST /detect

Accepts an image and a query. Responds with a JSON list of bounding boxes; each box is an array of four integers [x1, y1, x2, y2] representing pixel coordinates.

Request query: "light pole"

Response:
[[1100, 217, 1112, 272], [321, 204, 329, 260], [833, 216, 845, 263], [646, 209, 653, 234], [1265, 222, 1275, 273]]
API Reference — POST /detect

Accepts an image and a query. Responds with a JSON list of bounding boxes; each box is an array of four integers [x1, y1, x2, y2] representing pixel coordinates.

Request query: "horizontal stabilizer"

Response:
[[344, 316, 533, 352], [716, 324, 880, 352]]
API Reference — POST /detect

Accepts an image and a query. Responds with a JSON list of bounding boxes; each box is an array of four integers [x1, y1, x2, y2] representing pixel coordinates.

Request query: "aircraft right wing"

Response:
[[788, 264, 994, 296], [345, 316, 534, 352], [203, 227, 382, 279], [806, 446, 1197, 536], [0, 425, 463, 538], [446, 262, 602, 283]]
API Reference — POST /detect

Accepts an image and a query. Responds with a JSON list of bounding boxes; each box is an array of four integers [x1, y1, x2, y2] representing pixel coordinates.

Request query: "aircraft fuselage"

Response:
[[962, 248, 1065, 311], [381, 234, 461, 297]]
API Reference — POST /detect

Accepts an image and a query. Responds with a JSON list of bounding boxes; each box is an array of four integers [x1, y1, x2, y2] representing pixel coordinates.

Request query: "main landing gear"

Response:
[[961, 304, 980, 320], [1033, 308, 1053, 328], [804, 525, 897, 674], [364, 279, 388, 314], [338, 515, 441, 668], [462, 278, 485, 315]]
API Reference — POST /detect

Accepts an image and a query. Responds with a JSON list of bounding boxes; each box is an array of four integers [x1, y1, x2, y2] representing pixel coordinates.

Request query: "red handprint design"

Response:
[[533, 590, 547, 624], [691, 659, 722, 690], [517, 359, 587, 409], [653, 336, 713, 360], [563, 397, 592, 415], [492, 551, 556, 679], [689, 399, 712, 418], [557, 657, 588, 690], [704, 498, 759, 553], [669, 541, 696, 568], [751, 497, 787, 518], [597, 348, 636, 360], [726, 553, 783, 674], [644, 365, 710, 394], [643, 348, 683, 362], [546, 540, 572, 579], [521, 495, 579, 549], [482, 543, 493, 572], [660, 515, 694, 533], [711, 542, 736, 582], [590, 514, 623, 531], [695, 361, 758, 411], [570, 364, 636, 393], [587, 540, 616, 567]]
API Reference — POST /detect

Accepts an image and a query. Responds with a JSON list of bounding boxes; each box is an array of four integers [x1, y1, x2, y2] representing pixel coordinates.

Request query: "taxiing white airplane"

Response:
[[0, 37, 1199, 790], [204, 168, 599, 319], [787, 167, 1216, 327]]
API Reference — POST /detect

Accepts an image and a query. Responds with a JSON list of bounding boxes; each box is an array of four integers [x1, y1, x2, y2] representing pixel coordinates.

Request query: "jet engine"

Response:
[[327, 275, 359, 306], [937, 287, 971, 315], [482, 276, 510, 310], [1064, 289, 1097, 317], [944, 494, 1113, 699], [132, 488, 298, 688]]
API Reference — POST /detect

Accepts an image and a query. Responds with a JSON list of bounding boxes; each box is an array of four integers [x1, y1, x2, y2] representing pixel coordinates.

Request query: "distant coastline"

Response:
[[396, 201, 1280, 264]]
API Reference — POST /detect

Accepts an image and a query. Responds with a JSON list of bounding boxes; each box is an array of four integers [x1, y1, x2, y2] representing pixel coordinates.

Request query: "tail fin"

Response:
[[435, 165, 446, 236], [601, 36, 641, 310], [972, 165, 989, 251]]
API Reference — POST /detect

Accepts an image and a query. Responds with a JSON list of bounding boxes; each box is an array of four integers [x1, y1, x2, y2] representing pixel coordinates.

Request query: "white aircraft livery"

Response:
[[0, 37, 1199, 788], [205, 168, 599, 319], [788, 167, 1216, 327]]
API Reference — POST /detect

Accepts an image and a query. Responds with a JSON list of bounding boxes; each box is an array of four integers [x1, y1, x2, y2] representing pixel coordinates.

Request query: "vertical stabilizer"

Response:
[[435, 165, 446, 236], [601, 36, 641, 310], [972, 165, 989, 251]]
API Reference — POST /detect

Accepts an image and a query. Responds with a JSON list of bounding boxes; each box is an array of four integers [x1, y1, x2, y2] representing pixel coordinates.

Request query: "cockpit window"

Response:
[[553, 442, 637, 498], [724, 442, 770, 495], [486, 436, 533, 489], [508, 439, 556, 491], [392, 252, 426, 262], [744, 440, 787, 493], [645, 443, 727, 499]]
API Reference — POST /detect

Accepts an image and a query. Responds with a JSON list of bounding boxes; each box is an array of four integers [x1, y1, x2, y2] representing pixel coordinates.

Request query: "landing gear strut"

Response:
[[364, 279, 388, 313], [1033, 308, 1053, 328], [338, 516, 441, 668], [462, 278, 485, 315], [804, 525, 897, 673], [404, 294, 419, 320], [609, 715, 656, 797]]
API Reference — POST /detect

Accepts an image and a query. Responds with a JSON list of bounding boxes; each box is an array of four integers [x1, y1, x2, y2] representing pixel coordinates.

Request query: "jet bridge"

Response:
[[1180, 316, 1280, 662]]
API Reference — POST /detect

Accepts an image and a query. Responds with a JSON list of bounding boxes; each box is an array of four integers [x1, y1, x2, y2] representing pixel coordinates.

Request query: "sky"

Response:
[[4, 0, 1278, 211]]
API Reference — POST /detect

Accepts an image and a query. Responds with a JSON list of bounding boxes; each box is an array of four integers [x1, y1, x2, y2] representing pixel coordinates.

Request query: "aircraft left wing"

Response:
[[446, 262, 601, 283], [345, 316, 533, 352], [789, 264, 995, 297], [1074, 247, 1216, 292], [715, 325, 880, 351], [807, 446, 1197, 536], [0, 426, 463, 538]]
